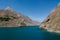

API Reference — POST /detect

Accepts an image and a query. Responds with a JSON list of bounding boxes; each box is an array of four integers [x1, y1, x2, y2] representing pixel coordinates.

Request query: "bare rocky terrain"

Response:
[[0, 7, 39, 27], [40, 3, 60, 33]]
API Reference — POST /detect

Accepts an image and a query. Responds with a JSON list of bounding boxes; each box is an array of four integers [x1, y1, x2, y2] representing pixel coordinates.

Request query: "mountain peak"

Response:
[[4, 6, 14, 12], [58, 2, 60, 6], [5, 6, 12, 10], [0, 6, 37, 27]]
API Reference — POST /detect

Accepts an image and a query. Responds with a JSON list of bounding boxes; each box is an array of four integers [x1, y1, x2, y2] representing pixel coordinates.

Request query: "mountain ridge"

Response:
[[40, 3, 60, 33], [0, 7, 39, 27]]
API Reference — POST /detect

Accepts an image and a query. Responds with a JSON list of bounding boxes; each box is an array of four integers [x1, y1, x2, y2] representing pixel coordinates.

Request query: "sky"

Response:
[[0, 0, 60, 22]]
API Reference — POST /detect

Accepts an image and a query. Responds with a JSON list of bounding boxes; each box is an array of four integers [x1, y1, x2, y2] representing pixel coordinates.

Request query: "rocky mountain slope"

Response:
[[40, 3, 60, 33], [0, 7, 38, 27]]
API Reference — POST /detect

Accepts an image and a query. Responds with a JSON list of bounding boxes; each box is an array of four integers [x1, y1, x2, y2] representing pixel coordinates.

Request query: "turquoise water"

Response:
[[0, 26, 60, 40]]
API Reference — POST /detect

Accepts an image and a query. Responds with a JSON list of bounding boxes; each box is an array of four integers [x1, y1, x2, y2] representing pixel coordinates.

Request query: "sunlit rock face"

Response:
[[40, 3, 60, 33], [0, 7, 37, 27]]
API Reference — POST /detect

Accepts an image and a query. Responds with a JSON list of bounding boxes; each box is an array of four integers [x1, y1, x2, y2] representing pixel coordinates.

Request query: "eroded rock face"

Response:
[[40, 3, 60, 33], [0, 7, 35, 27]]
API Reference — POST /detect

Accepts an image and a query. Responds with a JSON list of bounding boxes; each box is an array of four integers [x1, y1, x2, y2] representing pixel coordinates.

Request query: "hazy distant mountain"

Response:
[[0, 7, 39, 27], [40, 3, 60, 33]]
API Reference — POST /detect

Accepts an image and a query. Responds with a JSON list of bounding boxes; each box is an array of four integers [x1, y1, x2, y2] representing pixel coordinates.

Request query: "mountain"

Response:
[[32, 20, 40, 25], [0, 7, 38, 27], [40, 3, 60, 33]]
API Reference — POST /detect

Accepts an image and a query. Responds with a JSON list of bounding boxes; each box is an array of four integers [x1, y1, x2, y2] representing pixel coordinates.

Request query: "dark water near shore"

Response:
[[0, 26, 60, 40]]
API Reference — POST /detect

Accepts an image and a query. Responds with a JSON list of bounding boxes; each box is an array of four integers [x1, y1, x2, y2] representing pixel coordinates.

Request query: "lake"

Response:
[[0, 26, 60, 40]]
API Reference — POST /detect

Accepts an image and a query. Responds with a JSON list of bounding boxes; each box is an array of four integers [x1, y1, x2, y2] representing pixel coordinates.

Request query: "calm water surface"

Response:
[[0, 26, 60, 40]]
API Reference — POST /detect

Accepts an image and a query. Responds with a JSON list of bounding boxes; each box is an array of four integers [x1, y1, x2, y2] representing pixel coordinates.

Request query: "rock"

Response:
[[0, 7, 38, 27], [40, 2, 60, 33]]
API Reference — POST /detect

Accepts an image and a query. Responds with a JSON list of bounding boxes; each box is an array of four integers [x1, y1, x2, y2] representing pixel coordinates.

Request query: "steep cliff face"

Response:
[[0, 7, 37, 27], [40, 3, 60, 33]]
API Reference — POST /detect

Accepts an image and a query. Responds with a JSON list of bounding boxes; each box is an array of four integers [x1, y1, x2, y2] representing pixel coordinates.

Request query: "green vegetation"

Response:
[[0, 17, 10, 21]]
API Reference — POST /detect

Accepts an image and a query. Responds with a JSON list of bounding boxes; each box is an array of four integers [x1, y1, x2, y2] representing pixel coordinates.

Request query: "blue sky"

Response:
[[0, 0, 60, 22]]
